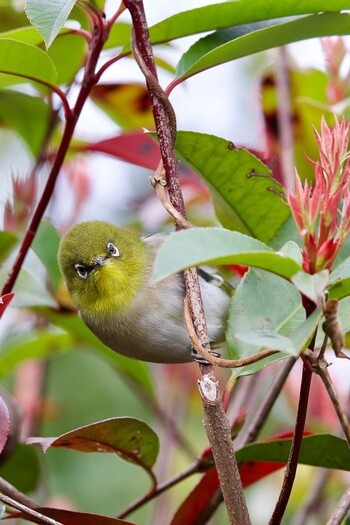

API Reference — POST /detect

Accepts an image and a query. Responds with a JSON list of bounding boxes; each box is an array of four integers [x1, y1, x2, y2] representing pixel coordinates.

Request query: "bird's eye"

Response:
[[74, 264, 89, 279], [107, 242, 120, 258]]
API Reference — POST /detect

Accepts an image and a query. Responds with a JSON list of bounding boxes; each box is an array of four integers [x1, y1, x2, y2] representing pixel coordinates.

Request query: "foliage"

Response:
[[0, 1, 349, 524]]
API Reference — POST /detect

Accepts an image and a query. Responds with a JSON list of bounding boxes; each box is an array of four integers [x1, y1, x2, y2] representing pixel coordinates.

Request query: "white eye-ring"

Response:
[[107, 242, 120, 258], [74, 264, 89, 279]]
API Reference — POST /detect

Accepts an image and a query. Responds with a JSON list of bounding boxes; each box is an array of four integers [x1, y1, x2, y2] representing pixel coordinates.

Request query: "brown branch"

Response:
[[0, 492, 62, 525], [124, 1, 251, 523], [325, 485, 350, 525], [117, 461, 200, 518], [240, 357, 297, 447], [0, 477, 38, 511], [305, 349, 350, 447], [291, 468, 330, 525], [276, 47, 294, 191], [184, 298, 279, 368]]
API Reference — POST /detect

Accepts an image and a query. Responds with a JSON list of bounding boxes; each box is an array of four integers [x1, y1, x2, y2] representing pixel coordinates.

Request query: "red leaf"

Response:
[[0, 293, 14, 318], [171, 430, 314, 524], [0, 395, 10, 455], [7, 508, 136, 524], [79, 132, 161, 170], [170, 468, 220, 525], [240, 460, 285, 487]]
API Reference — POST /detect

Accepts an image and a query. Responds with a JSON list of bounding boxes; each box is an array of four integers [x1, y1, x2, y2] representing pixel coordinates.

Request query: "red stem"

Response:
[[269, 356, 313, 525], [1, 16, 109, 301], [123, 0, 186, 219]]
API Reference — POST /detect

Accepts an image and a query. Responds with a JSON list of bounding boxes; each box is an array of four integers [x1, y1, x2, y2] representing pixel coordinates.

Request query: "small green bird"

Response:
[[58, 221, 231, 364]]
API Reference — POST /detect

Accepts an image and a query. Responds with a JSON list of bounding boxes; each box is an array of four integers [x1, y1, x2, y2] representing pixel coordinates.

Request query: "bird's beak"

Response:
[[93, 255, 107, 267]]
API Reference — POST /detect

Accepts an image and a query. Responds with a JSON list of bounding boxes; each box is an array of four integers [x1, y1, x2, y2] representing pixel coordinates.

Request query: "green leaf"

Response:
[[291, 270, 329, 304], [176, 13, 350, 81], [47, 32, 86, 85], [0, 26, 43, 45], [25, 0, 77, 48], [148, 0, 350, 45], [0, 332, 73, 377], [0, 39, 57, 86], [278, 241, 303, 265], [28, 417, 159, 473], [235, 307, 322, 355], [235, 331, 297, 354], [152, 228, 302, 283], [236, 434, 350, 471], [36, 308, 155, 397], [0, 90, 50, 155], [328, 257, 350, 300], [0, 444, 40, 493], [227, 268, 305, 359], [105, 22, 131, 50], [174, 132, 290, 243], [32, 220, 61, 292], [0, 231, 17, 266]]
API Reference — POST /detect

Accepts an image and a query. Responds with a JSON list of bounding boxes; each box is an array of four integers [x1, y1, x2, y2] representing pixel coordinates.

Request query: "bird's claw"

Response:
[[190, 347, 220, 365]]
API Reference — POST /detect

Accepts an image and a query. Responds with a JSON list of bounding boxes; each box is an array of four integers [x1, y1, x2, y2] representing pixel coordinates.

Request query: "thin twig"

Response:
[[240, 357, 297, 447], [0, 492, 62, 525], [291, 468, 330, 525], [269, 357, 313, 525], [117, 461, 201, 518], [306, 350, 350, 447], [184, 298, 279, 369], [276, 46, 295, 191], [325, 485, 350, 525], [0, 477, 38, 511]]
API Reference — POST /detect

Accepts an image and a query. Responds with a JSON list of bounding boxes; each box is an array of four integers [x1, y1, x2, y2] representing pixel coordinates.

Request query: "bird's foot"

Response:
[[191, 346, 220, 364]]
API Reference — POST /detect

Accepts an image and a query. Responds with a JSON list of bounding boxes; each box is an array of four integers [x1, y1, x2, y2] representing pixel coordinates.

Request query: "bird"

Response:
[[57, 221, 232, 364]]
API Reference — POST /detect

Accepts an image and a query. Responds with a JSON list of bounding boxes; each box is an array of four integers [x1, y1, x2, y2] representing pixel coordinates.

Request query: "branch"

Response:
[[117, 461, 200, 518], [0, 492, 62, 525], [275, 47, 294, 191], [0, 477, 38, 511], [240, 357, 297, 447], [305, 349, 350, 447], [124, 1, 251, 523], [0, 13, 109, 300], [184, 299, 279, 368], [269, 356, 313, 525], [291, 468, 330, 525], [325, 485, 350, 525]]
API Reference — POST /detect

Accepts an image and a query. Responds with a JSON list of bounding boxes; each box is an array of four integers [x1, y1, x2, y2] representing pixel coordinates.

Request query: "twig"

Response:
[[291, 468, 330, 525], [269, 357, 313, 525], [276, 46, 294, 191], [0, 477, 38, 511], [117, 461, 200, 518], [240, 357, 297, 447], [325, 485, 350, 525], [0, 492, 62, 525], [305, 349, 350, 447], [184, 298, 279, 369], [124, 1, 251, 523], [0, 12, 109, 299]]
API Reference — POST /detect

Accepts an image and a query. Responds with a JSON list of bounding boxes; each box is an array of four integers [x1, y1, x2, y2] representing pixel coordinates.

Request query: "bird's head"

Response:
[[58, 221, 150, 317]]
